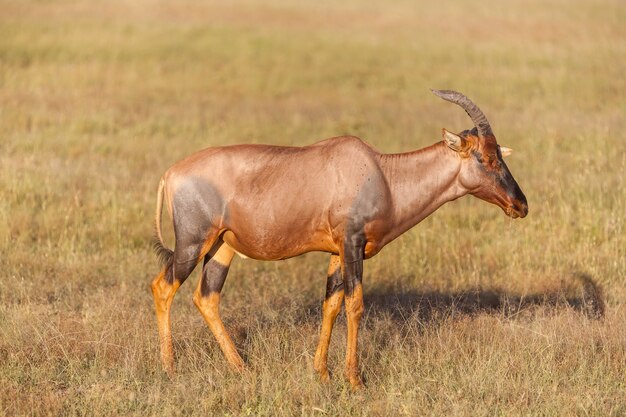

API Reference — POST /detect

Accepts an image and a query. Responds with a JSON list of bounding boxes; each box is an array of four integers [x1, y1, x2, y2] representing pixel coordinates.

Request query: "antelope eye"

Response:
[[484, 157, 498, 169]]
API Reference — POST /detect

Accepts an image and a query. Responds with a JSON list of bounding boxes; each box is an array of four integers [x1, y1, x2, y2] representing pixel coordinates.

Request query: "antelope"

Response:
[[150, 89, 528, 389]]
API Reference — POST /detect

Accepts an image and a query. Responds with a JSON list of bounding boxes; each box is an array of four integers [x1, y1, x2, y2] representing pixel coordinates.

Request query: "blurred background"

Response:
[[1, 0, 624, 415]]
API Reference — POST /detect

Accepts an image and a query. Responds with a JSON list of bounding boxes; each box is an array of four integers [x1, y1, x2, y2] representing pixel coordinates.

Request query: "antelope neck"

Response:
[[378, 141, 467, 240]]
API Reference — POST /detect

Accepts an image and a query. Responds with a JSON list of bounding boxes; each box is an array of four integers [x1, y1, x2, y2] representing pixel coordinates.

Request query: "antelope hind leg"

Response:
[[193, 240, 244, 370], [151, 231, 219, 376], [151, 265, 180, 376]]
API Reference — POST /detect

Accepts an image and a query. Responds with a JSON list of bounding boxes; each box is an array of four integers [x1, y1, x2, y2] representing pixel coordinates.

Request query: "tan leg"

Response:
[[192, 242, 244, 370], [314, 255, 344, 381], [338, 242, 365, 390], [151, 267, 180, 377], [344, 282, 364, 389]]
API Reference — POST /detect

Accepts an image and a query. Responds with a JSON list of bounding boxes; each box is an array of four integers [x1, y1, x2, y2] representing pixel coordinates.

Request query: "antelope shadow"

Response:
[[300, 272, 605, 325]]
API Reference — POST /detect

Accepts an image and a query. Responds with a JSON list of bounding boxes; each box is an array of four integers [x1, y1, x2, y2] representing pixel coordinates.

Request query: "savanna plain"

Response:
[[1, 0, 625, 415]]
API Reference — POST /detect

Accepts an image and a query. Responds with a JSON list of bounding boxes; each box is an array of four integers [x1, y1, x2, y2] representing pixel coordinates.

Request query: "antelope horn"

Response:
[[431, 89, 494, 139]]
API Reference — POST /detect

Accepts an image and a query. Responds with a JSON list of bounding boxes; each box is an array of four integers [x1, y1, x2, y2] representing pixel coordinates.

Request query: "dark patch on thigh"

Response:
[[172, 177, 226, 245], [325, 268, 344, 298], [170, 177, 227, 282], [172, 251, 200, 284], [200, 257, 230, 297]]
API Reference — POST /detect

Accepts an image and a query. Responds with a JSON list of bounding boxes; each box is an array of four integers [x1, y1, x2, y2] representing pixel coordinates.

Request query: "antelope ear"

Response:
[[442, 128, 465, 152], [499, 146, 513, 157]]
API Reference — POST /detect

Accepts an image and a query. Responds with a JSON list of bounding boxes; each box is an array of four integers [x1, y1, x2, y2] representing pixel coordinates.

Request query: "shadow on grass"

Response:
[[301, 272, 605, 324]]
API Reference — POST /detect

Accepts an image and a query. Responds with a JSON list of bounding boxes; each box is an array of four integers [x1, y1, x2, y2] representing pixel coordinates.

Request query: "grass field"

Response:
[[1, 0, 625, 415]]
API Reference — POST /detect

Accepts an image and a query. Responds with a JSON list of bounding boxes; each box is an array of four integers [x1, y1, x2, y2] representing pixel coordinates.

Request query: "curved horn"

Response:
[[431, 89, 494, 138]]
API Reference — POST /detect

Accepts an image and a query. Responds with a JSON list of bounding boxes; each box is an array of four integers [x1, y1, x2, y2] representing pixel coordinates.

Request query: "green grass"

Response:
[[1, 0, 625, 415]]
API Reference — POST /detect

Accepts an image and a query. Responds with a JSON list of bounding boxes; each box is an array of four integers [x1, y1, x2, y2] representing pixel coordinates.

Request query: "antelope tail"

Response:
[[152, 178, 174, 266]]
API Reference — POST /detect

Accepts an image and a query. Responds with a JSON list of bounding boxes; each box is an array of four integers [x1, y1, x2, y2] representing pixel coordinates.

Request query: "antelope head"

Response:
[[432, 89, 528, 218]]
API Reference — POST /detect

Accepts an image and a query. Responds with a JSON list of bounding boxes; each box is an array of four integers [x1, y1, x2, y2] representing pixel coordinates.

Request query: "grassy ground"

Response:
[[1, 0, 625, 415]]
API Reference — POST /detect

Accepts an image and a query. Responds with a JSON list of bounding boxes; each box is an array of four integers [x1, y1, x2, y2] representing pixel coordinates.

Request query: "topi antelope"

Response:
[[151, 89, 528, 389]]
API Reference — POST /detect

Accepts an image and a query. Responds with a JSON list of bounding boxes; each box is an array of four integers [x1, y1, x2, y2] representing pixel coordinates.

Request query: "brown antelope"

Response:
[[150, 89, 528, 389]]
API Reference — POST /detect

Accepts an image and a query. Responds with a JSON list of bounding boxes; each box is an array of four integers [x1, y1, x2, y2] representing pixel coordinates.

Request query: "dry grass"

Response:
[[1, 0, 625, 415]]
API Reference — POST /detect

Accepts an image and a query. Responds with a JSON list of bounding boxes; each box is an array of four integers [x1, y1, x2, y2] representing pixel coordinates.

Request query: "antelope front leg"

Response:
[[314, 255, 344, 381], [341, 248, 365, 389]]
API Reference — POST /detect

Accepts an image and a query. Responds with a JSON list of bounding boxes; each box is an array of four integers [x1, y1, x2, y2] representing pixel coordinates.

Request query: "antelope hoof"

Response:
[[313, 357, 331, 382], [320, 371, 331, 383], [161, 360, 175, 379], [314, 366, 331, 383], [345, 370, 364, 390], [227, 355, 246, 372], [159, 350, 176, 377], [349, 376, 364, 391]]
